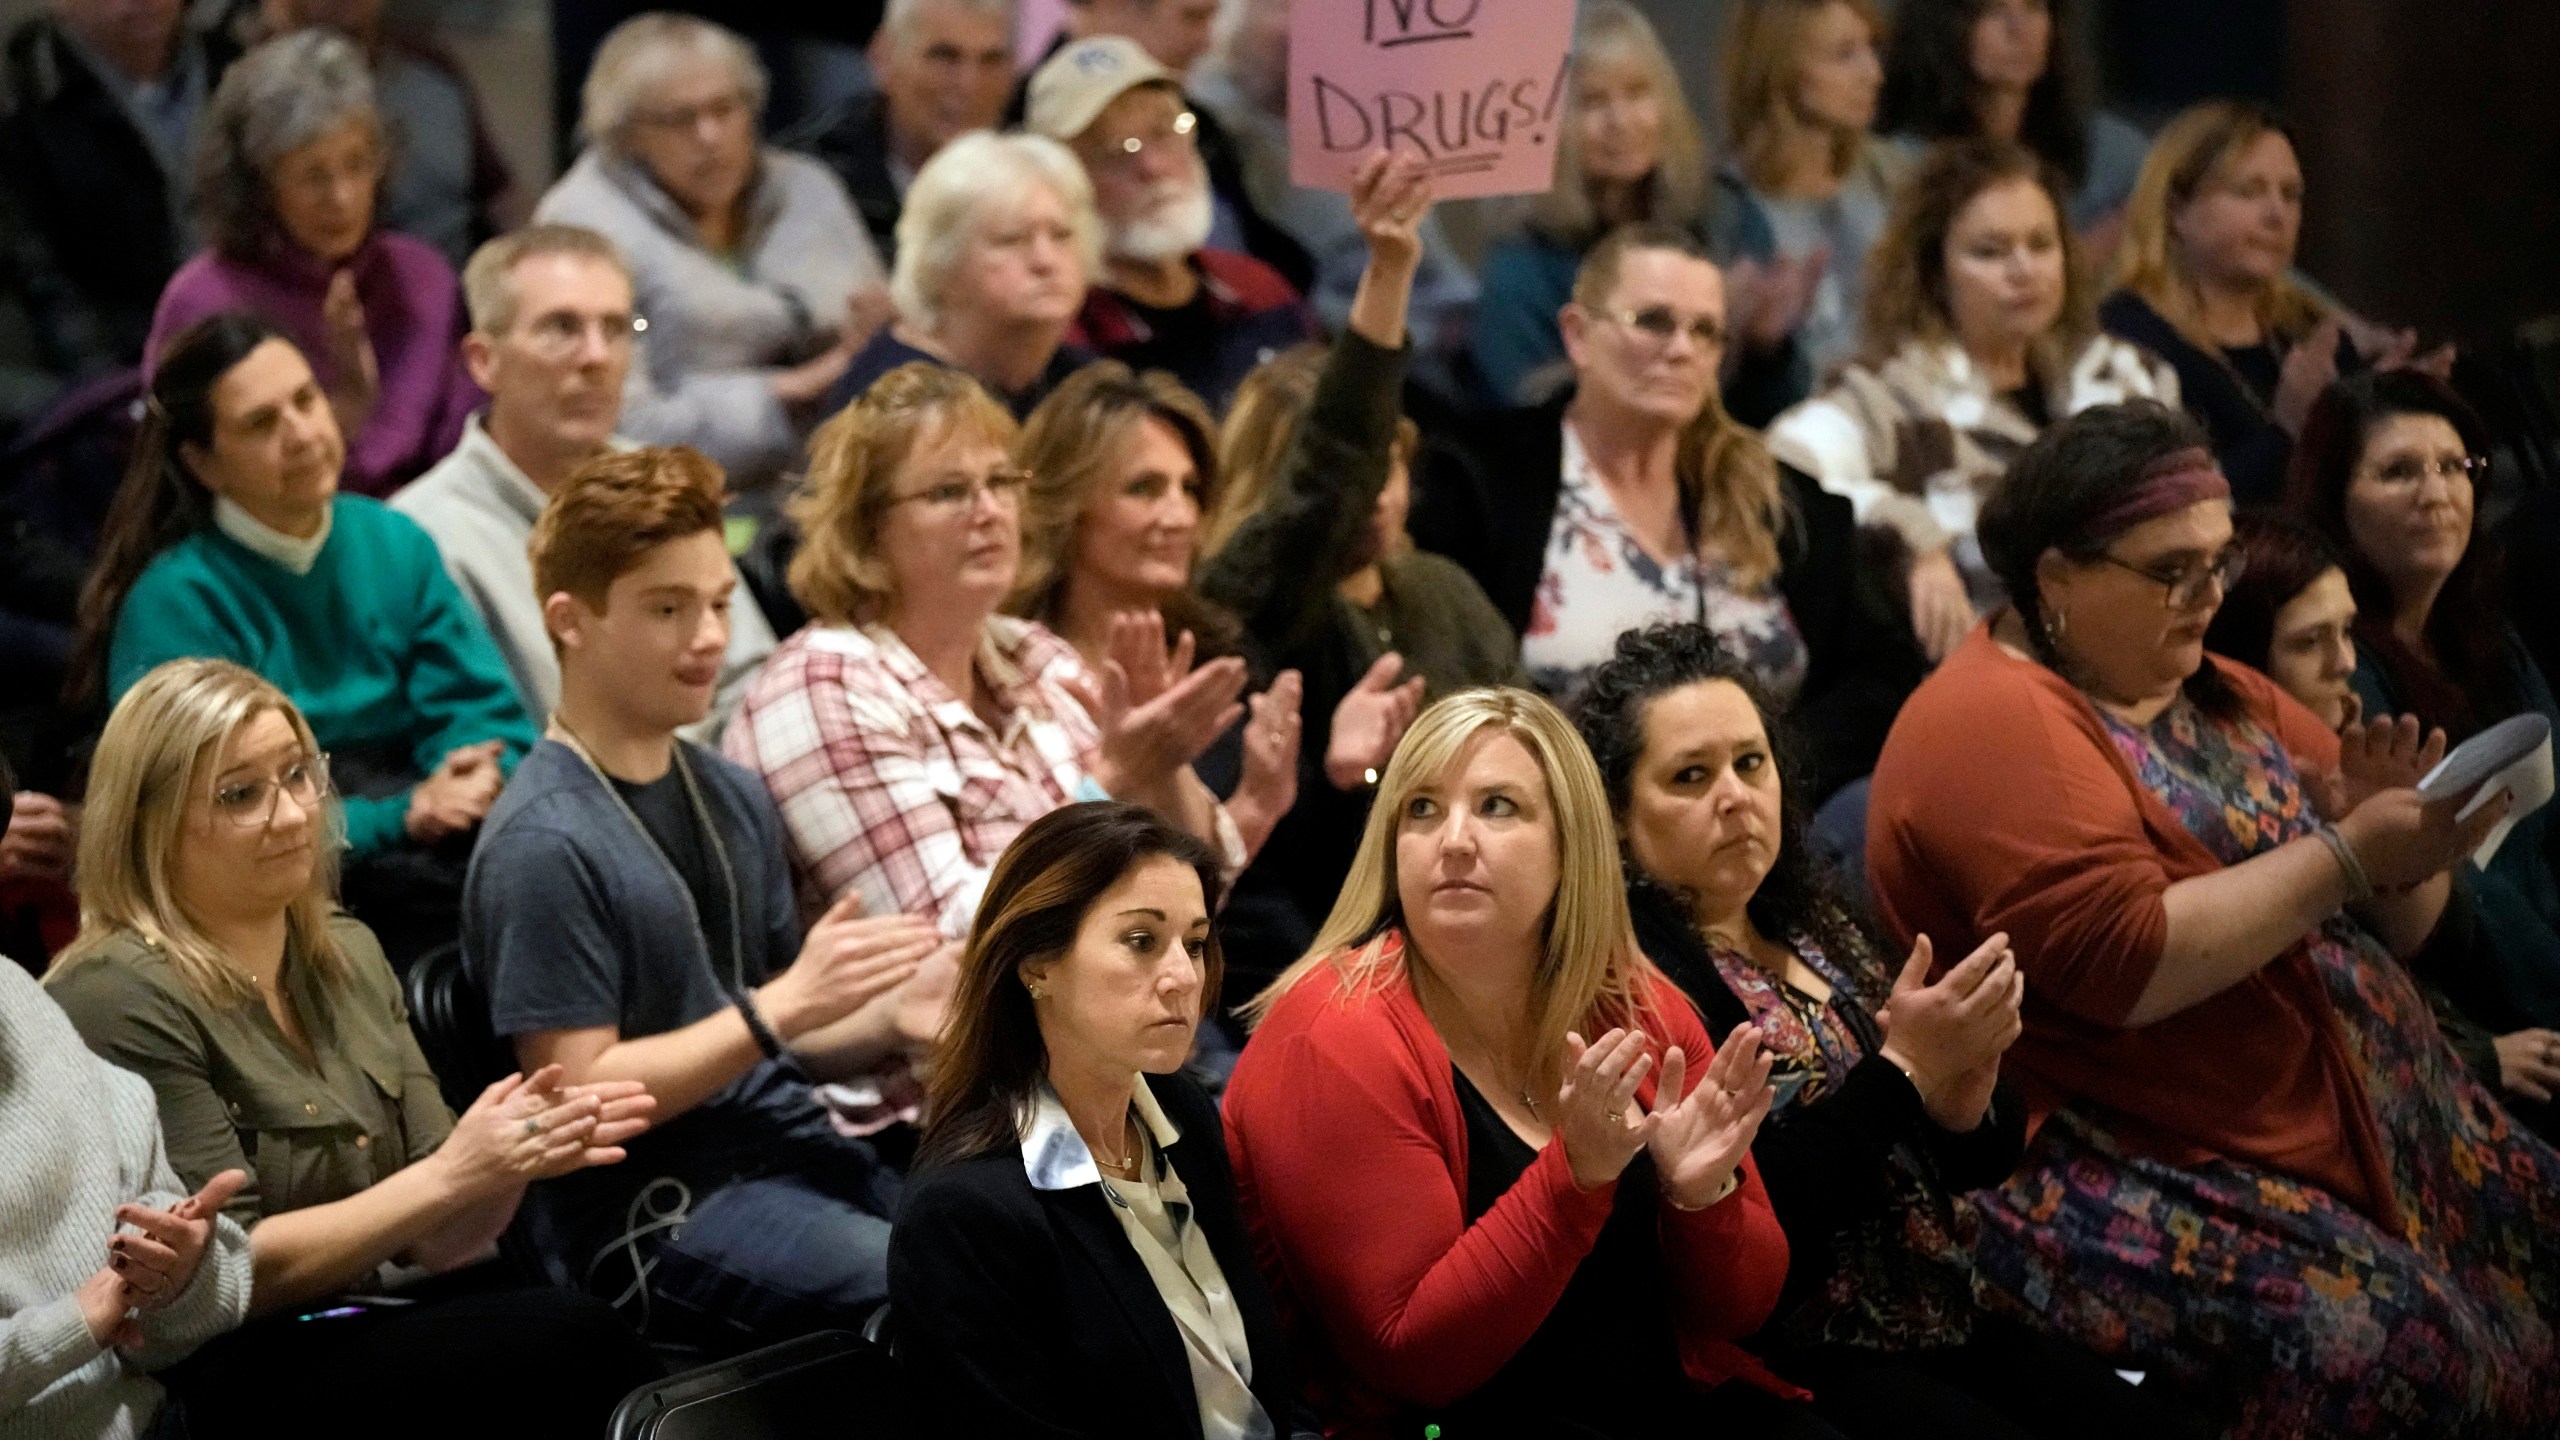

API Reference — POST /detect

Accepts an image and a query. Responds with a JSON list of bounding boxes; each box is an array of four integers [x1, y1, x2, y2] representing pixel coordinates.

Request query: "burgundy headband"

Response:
[[2071, 447, 2230, 549]]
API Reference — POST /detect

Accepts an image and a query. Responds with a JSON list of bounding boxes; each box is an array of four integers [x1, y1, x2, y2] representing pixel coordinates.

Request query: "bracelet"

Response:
[[2314, 823, 2375, 903], [1662, 1170, 1740, 1213], [737, 991, 810, 1080]]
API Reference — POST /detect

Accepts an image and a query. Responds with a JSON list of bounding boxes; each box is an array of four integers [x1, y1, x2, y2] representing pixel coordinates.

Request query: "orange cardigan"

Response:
[[1865, 626, 2397, 1225], [1222, 931, 1795, 1435]]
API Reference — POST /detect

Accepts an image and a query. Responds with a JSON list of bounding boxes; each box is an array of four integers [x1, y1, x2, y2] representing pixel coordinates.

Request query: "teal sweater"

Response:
[[107, 495, 537, 858]]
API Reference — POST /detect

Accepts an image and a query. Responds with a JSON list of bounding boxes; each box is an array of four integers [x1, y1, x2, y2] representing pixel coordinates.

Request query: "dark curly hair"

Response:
[[1572, 623, 1884, 1005], [1877, 0, 2096, 187]]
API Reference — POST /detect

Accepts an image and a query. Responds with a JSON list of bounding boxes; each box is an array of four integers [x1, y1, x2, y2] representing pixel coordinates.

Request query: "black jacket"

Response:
[[2098, 288, 2366, 507], [1626, 883, 2026, 1321], [1409, 400, 1928, 800], [780, 90, 905, 265], [888, 1074, 1302, 1440]]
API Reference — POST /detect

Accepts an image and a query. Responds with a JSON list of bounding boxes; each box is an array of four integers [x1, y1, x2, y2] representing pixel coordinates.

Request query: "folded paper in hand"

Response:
[[2416, 712, 2554, 867]]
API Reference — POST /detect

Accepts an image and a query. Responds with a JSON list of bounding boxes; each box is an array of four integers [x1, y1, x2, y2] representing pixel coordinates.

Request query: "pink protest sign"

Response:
[[1289, 0, 1578, 200]]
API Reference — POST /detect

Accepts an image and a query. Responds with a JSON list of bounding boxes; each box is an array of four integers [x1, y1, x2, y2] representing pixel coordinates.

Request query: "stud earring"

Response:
[[1027, 982, 1046, 1000]]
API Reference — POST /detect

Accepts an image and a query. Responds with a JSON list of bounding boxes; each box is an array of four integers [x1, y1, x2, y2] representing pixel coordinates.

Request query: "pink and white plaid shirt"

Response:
[[725, 617, 1102, 938]]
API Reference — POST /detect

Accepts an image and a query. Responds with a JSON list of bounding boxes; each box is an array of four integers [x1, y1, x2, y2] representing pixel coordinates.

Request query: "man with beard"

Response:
[[1028, 36, 1314, 413], [396, 225, 776, 739]]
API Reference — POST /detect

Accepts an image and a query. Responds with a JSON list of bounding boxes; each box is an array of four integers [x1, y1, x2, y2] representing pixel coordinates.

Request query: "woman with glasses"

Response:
[[535, 13, 890, 490], [146, 29, 481, 497], [2287, 370, 2560, 1047], [73, 311, 536, 971], [724, 363, 1246, 942], [44, 657, 660, 1437], [1414, 226, 1923, 803], [1865, 399, 2560, 1437], [1766, 139, 2177, 664]]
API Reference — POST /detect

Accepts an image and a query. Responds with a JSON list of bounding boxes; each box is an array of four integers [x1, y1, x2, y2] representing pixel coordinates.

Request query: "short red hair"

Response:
[[530, 445, 729, 611]]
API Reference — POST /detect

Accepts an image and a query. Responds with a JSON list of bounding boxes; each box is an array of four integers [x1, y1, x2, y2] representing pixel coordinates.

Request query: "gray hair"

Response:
[[878, 0, 1019, 52], [461, 224, 634, 335], [192, 29, 383, 261], [891, 131, 1103, 329], [581, 12, 770, 155], [1528, 1, 1712, 248]]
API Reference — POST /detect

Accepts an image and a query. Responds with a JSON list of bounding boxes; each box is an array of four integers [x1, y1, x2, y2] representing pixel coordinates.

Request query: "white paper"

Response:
[[2417, 713, 2554, 867]]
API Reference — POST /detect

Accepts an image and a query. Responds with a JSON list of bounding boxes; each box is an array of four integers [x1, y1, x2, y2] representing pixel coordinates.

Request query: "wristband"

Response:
[[738, 991, 810, 1080], [2314, 823, 2375, 903]]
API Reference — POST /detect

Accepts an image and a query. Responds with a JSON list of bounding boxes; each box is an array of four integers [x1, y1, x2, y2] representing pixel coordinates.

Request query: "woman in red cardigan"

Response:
[[1222, 686, 1830, 1439]]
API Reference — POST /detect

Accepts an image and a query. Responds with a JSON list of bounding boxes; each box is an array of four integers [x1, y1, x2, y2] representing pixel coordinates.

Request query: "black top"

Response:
[[610, 763, 736, 989], [777, 89, 904, 263], [1409, 399, 1928, 800], [2098, 288, 2362, 507], [889, 1074, 1305, 1440]]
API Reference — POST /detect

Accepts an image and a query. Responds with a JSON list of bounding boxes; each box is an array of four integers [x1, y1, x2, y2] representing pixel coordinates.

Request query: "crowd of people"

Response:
[[3, 1, 2555, 1438]]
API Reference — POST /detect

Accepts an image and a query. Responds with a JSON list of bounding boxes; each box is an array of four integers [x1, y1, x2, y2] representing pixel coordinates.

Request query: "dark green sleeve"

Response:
[[47, 952, 264, 1230]]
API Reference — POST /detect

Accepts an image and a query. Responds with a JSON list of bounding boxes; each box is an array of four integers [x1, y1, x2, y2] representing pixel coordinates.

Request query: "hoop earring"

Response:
[[2041, 606, 2070, 648]]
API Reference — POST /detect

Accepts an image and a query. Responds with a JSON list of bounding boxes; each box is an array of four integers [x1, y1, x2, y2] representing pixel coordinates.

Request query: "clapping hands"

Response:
[[1553, 1023, 1777, 1207]]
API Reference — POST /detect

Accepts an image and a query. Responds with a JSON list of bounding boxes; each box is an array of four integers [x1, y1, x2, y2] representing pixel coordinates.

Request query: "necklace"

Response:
[[1091, 1111, 1145, 1178], [550, 718, 748, 995], [1423, 976, 1543, 1116]]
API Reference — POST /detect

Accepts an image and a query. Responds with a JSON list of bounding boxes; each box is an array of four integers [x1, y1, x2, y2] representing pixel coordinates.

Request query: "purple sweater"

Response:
[[145, 232, 482, 496]]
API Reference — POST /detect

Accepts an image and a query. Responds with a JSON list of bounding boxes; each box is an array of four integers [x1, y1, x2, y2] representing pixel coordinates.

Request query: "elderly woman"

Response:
[[723, 362, 1247, 940], [1415, 225, 1924, 801], [891, 802, 1303, 1437], [828, 130, 1103, 420], [536, 12, 889, 489], [1472, 1, 1809, 421], [2101, 102, 2443, 504], [1768, 139, 2177, 661], [1576, 623, 2203, 1439], [76, 313, 535, 969], [45, 659, 658, 1435], [1877, 0, 2150, 243], [1865, 400, 2560, 1437], [146, 29, 480, 496], [1224, 687, 1811, 1438], [2286, 371, 2560, 1051]]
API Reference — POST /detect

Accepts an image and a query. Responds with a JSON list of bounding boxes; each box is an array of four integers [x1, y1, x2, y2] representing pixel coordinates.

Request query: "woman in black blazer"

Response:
[[890, 802, 1299, 1440]]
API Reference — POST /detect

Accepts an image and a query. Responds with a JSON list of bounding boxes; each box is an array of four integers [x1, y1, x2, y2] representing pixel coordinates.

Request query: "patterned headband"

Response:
[[2071, 447, 2230, 549]]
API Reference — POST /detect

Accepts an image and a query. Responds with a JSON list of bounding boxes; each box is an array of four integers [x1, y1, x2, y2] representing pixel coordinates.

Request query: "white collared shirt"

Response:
[[1020, 1077, 1274, 1440], [214, 496, 332, 575]]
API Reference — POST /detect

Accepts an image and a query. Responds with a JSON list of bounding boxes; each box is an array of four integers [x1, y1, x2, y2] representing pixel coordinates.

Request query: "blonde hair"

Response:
[[1241, 688, 1659, 1095], [54, 659, 348, 1008], [1723, 0, 1883, 193], [1573, 227, 1789, 588], [581, 12, 769, 154], [891, 131, 1103, 330], [1204, 343, 1417, 559], [1528, 1, 1711, 248], [1009, 361, 1225, 626], [1859, 137, 2091, 367], [789, 362, 1020, 626], [2109, 100, 2327, 358]]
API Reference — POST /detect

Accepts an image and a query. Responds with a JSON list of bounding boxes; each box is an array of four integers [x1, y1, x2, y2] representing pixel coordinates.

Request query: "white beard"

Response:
[[1109, 183, 1216, 263]]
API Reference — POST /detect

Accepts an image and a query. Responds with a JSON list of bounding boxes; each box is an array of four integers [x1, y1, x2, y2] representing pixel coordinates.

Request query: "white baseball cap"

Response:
[[1025, 36, 1181, 144]]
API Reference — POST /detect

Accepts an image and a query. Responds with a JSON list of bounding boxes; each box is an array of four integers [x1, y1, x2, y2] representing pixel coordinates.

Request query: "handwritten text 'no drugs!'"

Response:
[[1304, 53, 1572, 177]]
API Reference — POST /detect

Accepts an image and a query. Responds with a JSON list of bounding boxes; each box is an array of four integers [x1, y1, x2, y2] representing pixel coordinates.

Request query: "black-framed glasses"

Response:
[[1601, 304, 1725, 349], [209, 752, 333, 830], [884, 467, 1032, 514], [2096, 546, 2247, 610], [2361, 453, 2488, 488]]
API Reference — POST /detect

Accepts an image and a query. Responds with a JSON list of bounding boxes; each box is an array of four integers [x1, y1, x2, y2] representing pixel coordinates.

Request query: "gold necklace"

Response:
[[1091, 1111, 1145, 1177]]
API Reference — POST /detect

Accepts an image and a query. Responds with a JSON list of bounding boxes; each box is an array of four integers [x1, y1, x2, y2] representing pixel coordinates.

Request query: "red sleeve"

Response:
[[1648, 984, 1790, 1377], [1871, 649, 2173, 1028], [1227, 997, 1616, 1408]]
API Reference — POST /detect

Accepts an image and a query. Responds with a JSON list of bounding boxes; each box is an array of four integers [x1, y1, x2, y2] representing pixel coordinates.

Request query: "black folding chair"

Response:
[[401, 940, 517, 1117], [606, 1329, 909, 1440]]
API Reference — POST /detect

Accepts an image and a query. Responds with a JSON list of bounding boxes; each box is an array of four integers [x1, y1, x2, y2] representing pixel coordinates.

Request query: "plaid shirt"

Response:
[[725, 617, 1102, 937]]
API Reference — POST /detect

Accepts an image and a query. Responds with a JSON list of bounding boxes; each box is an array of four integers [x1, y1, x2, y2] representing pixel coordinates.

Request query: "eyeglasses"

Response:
[[209, 752, 333, 830], [2360, 453, 2488, 488], [2096, 545, 2247, 610], [630, 90, 751, 135], [1599, 305, 1726, 350], [1089, 111, 1198, 174], [884, 467, 1031, 514], [516, 311, 647, 360]]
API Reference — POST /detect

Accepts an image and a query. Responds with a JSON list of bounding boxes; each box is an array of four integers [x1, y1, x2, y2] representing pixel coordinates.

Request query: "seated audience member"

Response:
[[1026, 36, 1315, 414], [1577, 623, 2206, 1439], [396, 225, 775, 737], [892, 801, 1302, 1435], [725, 363, 1245, 938], [45, 658, 658, 1436], [1865, 400, 2560, 1437], [0, 743, 250, 1440], [1877, 0, 2148, 245], [2287, 371, 2560, 1043], [2101, 102, 2444, 505], [1224, 687, 1814, 1437], [2206, 511, 2560, 1135], [148, 29, 480, 496], [0, 0, 239, 393], [1468, 1, 1808, 420], [467, 447, 938, 1350], [252, 0, 523, 269], [80, 314, 534, 970], [1414, 227, 1924, 799], [785, 0, 1018, 264], [1768, 139, 2177, 661], [1717, 0, 1903, 391], [536, 12, 891, 489], [1189, 0, 1479, 406], [826, 130, 1102, 421]]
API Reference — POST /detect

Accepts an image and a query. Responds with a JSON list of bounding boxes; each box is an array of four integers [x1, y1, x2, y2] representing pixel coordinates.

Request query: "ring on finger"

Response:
[[521, 1117, 542, 1137], [1604, 1110, 1624, 1124]]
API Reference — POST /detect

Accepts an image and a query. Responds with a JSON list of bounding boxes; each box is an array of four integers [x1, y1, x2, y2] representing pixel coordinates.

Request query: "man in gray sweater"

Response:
[[0, 956, 252, 1438]]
